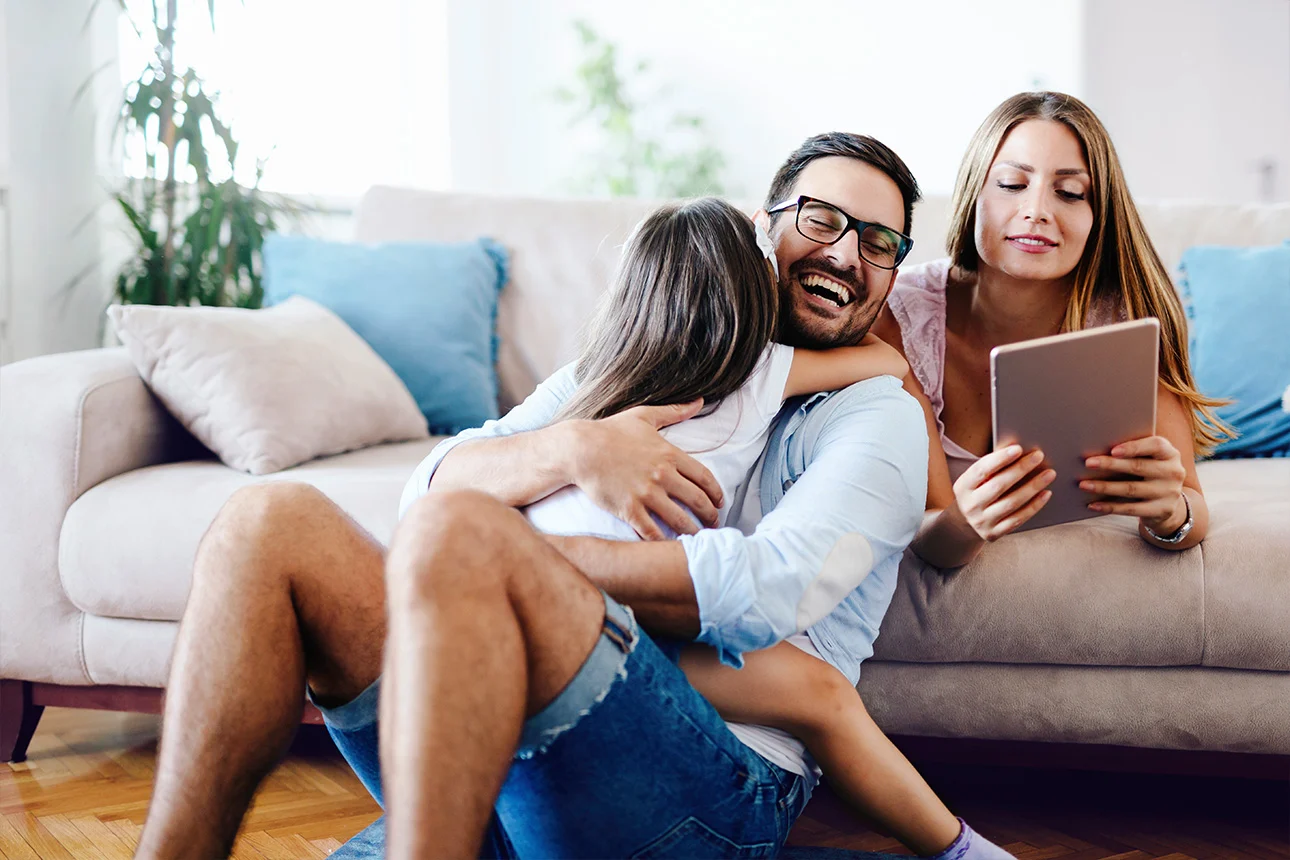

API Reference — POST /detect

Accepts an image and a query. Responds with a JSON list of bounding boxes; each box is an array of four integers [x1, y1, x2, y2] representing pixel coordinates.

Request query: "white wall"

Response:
[[447, 0, 1290, 212], [448, 0, 1085, 207], [123, 0, 452, 196], [3, 1, 1287, 363], [1, 0, 119, 364], [1082, 0, 1290, 204]]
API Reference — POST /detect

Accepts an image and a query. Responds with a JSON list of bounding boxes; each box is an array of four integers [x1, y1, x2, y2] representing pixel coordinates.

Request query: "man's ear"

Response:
[[753, 209, 770, 231]]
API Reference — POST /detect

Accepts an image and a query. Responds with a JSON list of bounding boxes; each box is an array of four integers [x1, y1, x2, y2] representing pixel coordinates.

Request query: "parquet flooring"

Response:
[[2, 708, 1287, 858], [0, 708, 379, 858]]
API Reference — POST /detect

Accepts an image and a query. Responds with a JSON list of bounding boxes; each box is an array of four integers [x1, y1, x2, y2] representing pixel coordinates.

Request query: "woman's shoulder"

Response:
[[888, 258, 953, 340], [893, 257, 953, 297]]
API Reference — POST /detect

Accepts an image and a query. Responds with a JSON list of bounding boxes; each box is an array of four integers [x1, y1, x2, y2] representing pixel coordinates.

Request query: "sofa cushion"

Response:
[[872, 459, 1290, 672], [108, 297, 430, 475], [1180, 241, 1290, 458], [263, 234, 509, 435], [1193, 458, 1290, 672], [59, 439, 442, 623], [58, 446, 1290, 672]]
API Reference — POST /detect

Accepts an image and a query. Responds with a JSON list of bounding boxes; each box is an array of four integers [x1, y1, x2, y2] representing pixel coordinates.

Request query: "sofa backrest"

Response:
[[354, 186, 1290, 410]]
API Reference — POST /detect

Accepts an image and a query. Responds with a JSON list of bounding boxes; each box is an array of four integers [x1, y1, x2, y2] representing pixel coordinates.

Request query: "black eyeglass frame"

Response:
[[767, 195, 914, 270]]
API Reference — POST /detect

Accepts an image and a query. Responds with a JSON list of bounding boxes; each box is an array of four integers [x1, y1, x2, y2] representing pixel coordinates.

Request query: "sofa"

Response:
[[3, 187, 1289, 776]]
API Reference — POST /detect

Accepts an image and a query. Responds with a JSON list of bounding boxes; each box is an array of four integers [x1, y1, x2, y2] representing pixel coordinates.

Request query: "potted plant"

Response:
[[555, 20, 726, 199], [108, 0, 298, 307]]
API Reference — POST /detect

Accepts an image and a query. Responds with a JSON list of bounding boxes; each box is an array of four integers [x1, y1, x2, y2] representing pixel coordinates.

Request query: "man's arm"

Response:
[[400, 365, 724, 536], [544, 535, 698, 637], [432, 420, 583, 508], [400, 364, 581, 516], [550, 378, 927, 666]]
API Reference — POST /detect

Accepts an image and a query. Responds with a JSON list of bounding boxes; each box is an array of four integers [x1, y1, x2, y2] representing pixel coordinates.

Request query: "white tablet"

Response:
[[991, 317, 1159, 532]]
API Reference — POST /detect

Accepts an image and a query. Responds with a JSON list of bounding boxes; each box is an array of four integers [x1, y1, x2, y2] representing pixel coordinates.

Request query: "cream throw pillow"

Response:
[[108, 296, 430, 474]]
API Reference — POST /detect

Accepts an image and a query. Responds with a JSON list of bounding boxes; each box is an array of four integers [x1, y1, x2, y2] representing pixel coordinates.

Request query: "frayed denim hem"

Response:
[[514, 593, 638, 759]]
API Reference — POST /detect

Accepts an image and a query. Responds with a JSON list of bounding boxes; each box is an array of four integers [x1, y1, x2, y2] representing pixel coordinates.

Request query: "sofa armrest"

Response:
[[0, 347, 195, 683]]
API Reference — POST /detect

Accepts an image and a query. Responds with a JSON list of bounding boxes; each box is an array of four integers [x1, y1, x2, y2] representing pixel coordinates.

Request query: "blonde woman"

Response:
[[873, 91, 1231, 566]]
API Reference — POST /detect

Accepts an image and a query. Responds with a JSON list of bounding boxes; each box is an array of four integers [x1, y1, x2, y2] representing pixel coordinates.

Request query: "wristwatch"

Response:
[[1144, 492, 1194, 544]]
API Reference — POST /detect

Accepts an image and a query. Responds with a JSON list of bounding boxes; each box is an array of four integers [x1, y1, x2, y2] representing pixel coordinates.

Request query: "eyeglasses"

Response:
[[767, 195, 913, 270]]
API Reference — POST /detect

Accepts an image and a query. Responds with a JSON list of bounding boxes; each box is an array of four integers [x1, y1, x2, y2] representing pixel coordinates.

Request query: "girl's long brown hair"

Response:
[[558, 197, 779, 422], [946, 91, 1233, 456]]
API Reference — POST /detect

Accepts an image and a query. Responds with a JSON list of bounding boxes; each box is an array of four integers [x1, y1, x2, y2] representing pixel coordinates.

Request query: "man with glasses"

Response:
[[136, 134, 960, 860]]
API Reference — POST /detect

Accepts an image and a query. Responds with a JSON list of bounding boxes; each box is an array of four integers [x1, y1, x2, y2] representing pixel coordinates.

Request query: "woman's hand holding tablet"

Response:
[[988, 318, 1161, 533]]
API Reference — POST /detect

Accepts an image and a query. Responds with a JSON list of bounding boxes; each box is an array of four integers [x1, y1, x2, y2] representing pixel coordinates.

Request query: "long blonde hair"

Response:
[[947, 91, 1232, 456]]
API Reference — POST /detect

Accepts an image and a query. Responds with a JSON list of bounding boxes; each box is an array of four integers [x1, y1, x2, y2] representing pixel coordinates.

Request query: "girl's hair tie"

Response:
[[754, 220, 779, 278]]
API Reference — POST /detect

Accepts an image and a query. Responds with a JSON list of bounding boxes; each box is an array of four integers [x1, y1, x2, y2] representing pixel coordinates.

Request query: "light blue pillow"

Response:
[[1179, 240, 1290, 458], [263, 234, 508, 435]]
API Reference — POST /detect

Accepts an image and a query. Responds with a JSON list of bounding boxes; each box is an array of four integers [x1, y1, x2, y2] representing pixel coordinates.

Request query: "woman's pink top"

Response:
[[889, 259, 1124, 485]]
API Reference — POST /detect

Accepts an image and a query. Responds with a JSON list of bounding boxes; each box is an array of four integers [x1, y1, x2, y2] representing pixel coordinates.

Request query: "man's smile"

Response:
[[798, 272, 854, 308]]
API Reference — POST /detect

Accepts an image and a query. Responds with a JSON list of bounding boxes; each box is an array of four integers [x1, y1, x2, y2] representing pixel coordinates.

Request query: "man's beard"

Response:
[[777, 258, 882, 349]]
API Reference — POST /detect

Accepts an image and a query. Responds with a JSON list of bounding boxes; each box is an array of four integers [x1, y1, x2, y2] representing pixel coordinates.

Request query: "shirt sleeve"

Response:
[[399, 363, 580, 518], [678, 377, 929, 667]]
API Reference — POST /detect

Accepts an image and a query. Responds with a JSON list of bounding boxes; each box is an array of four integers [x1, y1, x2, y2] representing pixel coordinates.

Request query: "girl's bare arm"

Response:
[[783, 335, 910, 399]]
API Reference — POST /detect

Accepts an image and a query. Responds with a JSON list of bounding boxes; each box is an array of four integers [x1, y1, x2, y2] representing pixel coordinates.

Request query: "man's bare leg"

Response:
[[380, 490, 606, 860], [136, 483, 388, 860]]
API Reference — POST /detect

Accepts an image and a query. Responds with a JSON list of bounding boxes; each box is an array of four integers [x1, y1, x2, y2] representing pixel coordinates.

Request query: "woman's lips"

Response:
[[1006, 235, 1058, 254]]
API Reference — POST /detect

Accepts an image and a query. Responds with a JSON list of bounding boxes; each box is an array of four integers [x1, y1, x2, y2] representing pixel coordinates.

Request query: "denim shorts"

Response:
[[314, 591, 810, 858]]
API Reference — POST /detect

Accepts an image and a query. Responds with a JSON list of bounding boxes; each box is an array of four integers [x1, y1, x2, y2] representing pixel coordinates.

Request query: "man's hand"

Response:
[[567, 400, 724, 540]]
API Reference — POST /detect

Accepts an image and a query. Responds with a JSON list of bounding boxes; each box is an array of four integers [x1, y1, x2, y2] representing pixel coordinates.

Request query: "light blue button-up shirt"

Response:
[[400, 364, 928, 685]]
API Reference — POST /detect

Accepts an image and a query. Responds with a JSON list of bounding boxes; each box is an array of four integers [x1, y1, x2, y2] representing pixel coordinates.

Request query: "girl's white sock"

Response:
[[926, 818, 1017, 860]]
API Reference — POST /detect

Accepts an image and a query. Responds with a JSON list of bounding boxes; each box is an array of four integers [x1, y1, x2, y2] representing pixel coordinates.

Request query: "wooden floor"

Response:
[[1, 708, 1287, 859], [0, 708, 380, 858], [789, 762, 1290, 859]]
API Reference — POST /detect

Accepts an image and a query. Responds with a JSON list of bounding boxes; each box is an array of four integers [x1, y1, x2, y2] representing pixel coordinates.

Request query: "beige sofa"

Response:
[[3, 188, 1288, 773]]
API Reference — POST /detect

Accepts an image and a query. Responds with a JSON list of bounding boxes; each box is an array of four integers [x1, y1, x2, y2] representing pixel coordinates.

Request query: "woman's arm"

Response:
[[911, 445, 1056, 567], [871, 308, 955, 510], [1078, 383, 1208, 550], [782, 334, 909, 399], [872, 308, 1004, 567]]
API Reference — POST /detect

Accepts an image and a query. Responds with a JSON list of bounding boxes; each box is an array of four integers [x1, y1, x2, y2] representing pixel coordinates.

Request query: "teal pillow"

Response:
[[1179, 241, 1290, 458], [263, 235, 508, 435]]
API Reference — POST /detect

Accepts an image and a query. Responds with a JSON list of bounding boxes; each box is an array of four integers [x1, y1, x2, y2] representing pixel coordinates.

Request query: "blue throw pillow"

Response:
[[1179, 240, 1290, 458], [263, 234, 508, 435]]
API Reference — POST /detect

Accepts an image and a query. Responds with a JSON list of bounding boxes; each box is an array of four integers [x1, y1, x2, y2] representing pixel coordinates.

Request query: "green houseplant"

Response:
[[555, 21, 726, 198], [107, 0, 297, 307]]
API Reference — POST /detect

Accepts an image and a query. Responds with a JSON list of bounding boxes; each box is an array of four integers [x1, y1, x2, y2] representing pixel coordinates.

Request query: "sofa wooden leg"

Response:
[[0, 680, 45, 763]]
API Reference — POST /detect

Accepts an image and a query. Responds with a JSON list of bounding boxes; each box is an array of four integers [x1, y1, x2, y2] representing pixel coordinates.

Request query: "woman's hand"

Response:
[[953, 445, 1057, 541], [1080, 436, 1188, 534]]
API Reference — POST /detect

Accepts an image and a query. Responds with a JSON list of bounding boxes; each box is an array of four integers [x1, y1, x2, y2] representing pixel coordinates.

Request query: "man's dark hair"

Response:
[[764, 132, 922, 235]]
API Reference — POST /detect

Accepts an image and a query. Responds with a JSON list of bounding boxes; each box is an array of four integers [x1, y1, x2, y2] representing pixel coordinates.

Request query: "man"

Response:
[[135, 133, 929, 859]]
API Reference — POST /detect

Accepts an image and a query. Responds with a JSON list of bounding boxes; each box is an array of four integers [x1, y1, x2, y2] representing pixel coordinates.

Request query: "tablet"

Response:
[[991, 317, 1159, 532]]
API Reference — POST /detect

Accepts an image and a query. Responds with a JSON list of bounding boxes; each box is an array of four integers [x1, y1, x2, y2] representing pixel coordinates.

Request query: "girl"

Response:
[[526, 196, 1012, 860]]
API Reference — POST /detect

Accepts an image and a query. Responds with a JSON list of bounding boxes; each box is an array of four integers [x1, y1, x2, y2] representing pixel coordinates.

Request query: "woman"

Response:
[[872, 91, 1231, 567]]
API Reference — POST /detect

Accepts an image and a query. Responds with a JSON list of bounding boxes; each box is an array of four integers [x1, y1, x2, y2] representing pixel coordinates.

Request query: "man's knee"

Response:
[[388, 489, 530, 601], [219, 481, 332, 532], [199, 482, 335, 579]]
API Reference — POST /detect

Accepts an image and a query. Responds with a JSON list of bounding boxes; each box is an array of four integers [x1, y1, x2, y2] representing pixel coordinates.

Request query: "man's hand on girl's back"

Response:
[[567, 400, 724, 540]]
